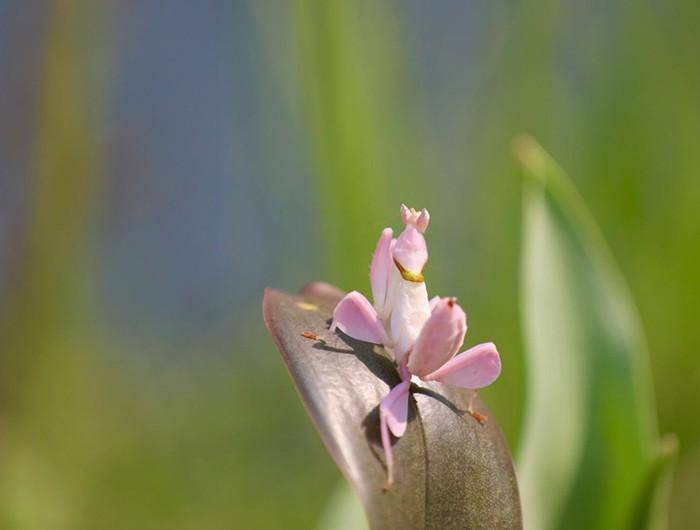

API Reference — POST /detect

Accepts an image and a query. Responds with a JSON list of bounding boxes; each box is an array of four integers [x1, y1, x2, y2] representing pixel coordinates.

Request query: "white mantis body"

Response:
[[331, 205, 501, 489]]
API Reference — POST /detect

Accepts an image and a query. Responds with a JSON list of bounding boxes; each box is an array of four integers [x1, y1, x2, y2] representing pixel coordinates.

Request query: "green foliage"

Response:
[[256, 0, 429, 288], [628, 435, 678, 530], [516, 137, 676, 530], [0, 1, 103, 527], [316, 481, 368, 530]]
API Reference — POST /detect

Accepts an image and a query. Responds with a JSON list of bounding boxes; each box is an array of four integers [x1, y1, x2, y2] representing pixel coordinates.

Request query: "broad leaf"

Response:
[[516, 136, 673, 530], [263, 283, 522, 530], [628, 434, 678, 530]]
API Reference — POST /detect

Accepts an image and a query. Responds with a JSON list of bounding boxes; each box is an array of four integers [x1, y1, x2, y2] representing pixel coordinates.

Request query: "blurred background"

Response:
[[1, 1, 699, 528]]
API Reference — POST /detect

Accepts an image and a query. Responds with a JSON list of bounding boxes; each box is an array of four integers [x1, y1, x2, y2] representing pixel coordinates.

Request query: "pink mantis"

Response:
[[330, 204, 502, 489]]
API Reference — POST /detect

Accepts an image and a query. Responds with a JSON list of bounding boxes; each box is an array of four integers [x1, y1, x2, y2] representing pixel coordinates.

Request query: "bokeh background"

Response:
[[1, 1, 699, 528]]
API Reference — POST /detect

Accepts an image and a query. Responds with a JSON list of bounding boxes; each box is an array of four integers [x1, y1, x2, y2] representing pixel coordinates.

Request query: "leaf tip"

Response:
[[513, 134, 548, 184], [261, 286, 275, 311], [261, 287, 282, 335]]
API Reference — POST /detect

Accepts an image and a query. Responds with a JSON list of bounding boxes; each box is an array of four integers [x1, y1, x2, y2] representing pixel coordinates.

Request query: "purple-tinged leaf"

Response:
[[263, 282, 522, 530]]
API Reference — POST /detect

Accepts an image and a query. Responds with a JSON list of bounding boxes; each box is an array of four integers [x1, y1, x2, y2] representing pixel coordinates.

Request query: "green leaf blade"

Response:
[[516, 136, 668, 530], [628, 435, 678, 530]]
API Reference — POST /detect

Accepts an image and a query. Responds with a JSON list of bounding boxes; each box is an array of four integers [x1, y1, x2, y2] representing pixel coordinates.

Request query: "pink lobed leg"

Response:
[[407, 297, 467, 378], [422, 342, 501, 389], [379, 380, 410, 489], [330, 291, 390, 345], [370, 228, 394, 316]]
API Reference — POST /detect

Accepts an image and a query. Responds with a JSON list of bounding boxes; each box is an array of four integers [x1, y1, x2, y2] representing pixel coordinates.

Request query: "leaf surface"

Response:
[[516, 137, 671, 530]]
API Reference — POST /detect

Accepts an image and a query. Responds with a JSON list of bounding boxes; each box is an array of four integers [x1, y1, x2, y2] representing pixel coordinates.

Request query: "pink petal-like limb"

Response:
[[370, 228, 394, 317], [407, 298, 467, 377], [379, 380, 411, 489], [423, 342, 501, 389], [331, 291, 390, 345]]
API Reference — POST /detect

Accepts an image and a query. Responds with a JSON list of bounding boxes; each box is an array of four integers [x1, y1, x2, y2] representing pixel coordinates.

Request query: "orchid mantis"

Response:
[[330, 204, 502, 489]]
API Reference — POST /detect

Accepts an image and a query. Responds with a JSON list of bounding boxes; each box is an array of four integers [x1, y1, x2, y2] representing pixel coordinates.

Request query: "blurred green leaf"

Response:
[[0, 1, 105, 528], [316, 481, 368, 530], [285, 0, 426, 288], [628, 434, 678, 530], [2, 0, 99, 399], [263, 283, 522, 529], [516, 136, 672, 530]]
